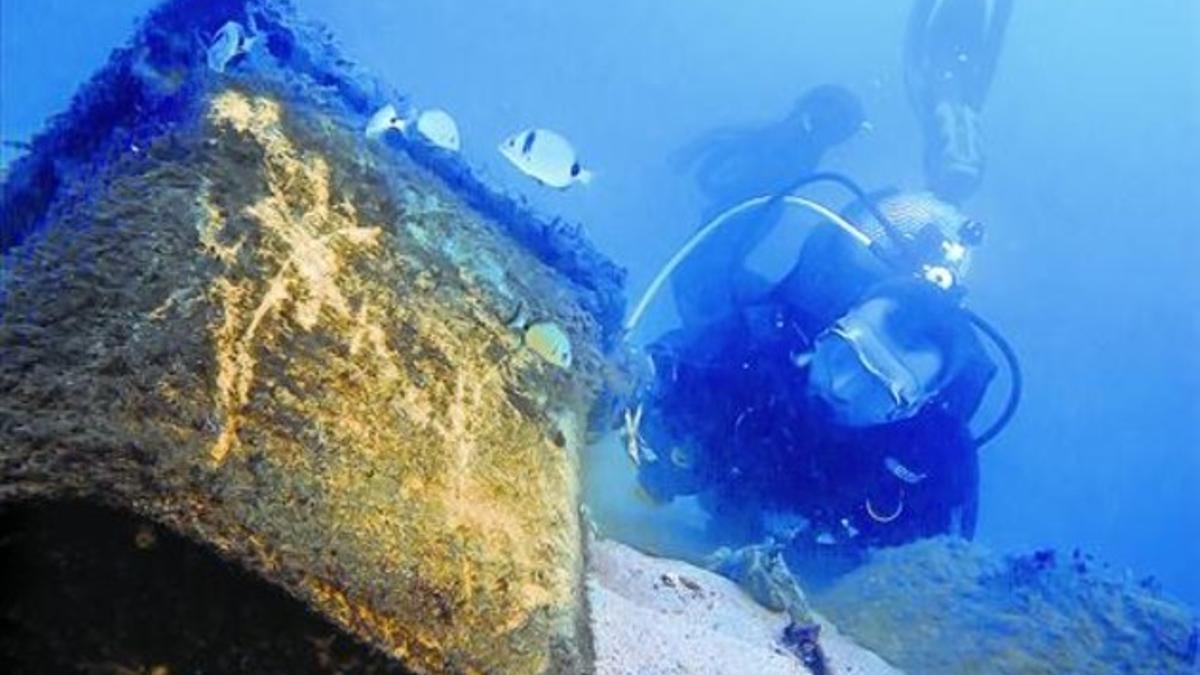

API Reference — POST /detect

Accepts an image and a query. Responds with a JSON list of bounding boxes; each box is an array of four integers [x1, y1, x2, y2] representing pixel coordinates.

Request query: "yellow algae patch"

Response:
[[202, 91, 392, 465], [1, 84, 599, 673], [194, 92, 592, 670], [200, 95, 586, 659], [347, 301, 401, 381], [210, 90, 282, 138]]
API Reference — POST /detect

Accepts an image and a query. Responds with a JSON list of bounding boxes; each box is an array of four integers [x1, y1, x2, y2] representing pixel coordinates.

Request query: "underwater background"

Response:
[[2, 0, 1196, 617]]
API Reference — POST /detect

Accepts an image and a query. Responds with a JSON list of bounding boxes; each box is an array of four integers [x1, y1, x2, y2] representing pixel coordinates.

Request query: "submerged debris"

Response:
[[0, 0, 626, 668]]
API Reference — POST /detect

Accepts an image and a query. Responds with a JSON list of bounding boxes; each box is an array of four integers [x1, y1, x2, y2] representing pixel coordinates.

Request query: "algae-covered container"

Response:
[[0, 1, 626, 672]]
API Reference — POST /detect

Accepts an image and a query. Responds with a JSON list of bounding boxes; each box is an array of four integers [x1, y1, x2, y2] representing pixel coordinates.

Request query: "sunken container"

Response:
[[0, 1, 625, 673]]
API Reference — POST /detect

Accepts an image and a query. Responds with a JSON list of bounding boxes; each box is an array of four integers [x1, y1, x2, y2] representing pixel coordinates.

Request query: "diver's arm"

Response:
[[692, 136, 758, 201], [906, 0, 1013, 202], [670, 126, 759, 206], [669, 127, 737, 176], [671, 202, 786, 329]]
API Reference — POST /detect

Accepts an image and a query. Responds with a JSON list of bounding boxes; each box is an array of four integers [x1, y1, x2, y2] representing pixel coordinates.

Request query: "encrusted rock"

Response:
[[815, 537, 1200, 674], [0, 1, 625, 672]]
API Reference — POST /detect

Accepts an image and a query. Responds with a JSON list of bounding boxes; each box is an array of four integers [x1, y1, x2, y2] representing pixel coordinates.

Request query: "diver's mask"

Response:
[[808, 299, 942, 427]]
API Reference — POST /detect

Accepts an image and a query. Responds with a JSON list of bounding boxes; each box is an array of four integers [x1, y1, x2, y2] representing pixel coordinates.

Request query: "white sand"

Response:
[[588, 538, 903, 675]]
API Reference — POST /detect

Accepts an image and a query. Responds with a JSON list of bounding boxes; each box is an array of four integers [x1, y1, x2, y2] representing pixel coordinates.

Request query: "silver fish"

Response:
[[365, 104, 404, 139], [206, 19, 259, 73], [412, 109, 461, 152], [523, 321, 572, 369], [365, 105, 460, 152], [498, 128, 592, 189]]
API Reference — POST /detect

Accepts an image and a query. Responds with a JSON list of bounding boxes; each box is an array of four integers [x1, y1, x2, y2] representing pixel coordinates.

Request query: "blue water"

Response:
[[2, 0, 1197, 611]]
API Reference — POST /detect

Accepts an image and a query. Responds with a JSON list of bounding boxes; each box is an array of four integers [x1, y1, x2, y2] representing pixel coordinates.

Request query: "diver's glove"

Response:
[[783, 621, 829, 675]]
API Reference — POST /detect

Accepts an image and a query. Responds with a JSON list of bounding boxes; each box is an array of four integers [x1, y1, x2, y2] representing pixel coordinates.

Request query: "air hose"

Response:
[[623, 194, 871, 333], [964, 309, 1022, 447], [776, 171, 912, 255], [624, 172, 1022, 447]]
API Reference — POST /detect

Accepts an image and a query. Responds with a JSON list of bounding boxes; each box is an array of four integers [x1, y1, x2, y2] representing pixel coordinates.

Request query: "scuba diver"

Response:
[[615, 1, 1017, 670]]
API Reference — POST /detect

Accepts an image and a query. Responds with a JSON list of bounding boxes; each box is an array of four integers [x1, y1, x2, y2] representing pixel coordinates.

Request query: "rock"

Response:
[[0, 500, 414, 674], [815, 537, 1200, 674], [587, 538, 904, 675], [0, 1, 626, 672]]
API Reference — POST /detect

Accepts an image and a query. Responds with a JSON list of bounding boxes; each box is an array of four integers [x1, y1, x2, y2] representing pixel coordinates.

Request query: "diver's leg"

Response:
[[906, 0, 1013, 203], [921, 0, 1012, 108], [907, 0, 976, 201]]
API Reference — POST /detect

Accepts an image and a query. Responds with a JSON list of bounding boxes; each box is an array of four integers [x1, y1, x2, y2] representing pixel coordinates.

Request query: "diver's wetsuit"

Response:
[[635, 225, 995, 571]]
